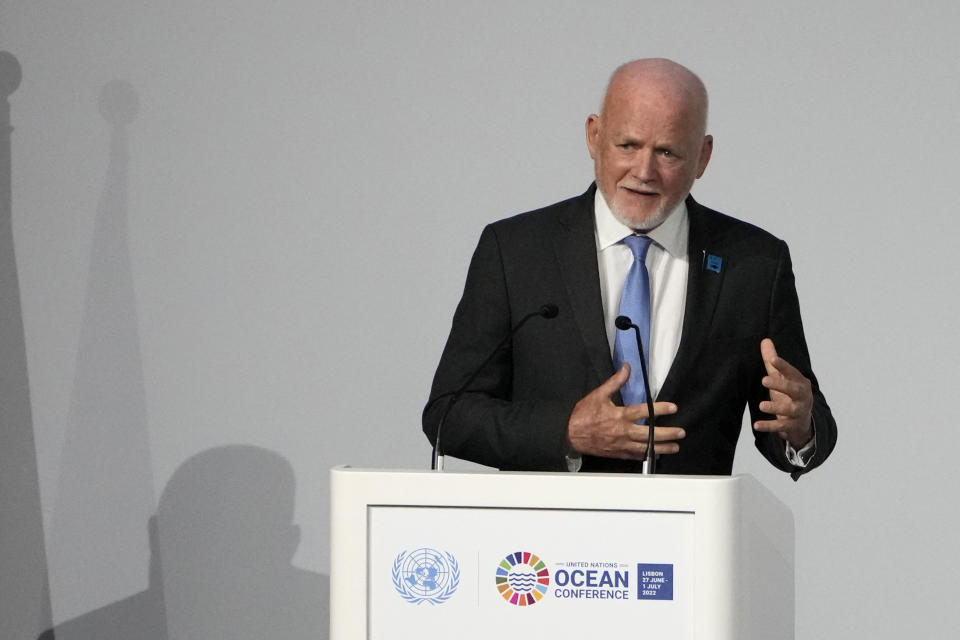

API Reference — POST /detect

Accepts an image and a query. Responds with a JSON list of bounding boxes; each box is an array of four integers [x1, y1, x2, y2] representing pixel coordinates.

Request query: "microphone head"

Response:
[[539, 303, 559, 319], [615, 315, 633, 330]]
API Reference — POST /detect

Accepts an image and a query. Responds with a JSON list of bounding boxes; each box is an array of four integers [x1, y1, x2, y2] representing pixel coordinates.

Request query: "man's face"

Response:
[[586, 82, 712, 230]]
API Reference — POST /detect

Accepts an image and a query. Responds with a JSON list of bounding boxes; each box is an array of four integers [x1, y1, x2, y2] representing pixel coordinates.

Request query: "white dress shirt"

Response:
[[594, 190, 688, 400]]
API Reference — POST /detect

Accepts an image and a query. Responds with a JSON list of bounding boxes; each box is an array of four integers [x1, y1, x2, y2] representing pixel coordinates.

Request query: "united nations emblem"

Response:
[[392, 548, 460, 605]]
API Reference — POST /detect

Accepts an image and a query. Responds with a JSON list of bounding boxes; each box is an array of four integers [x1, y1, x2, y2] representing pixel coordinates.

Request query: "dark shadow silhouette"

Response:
[[49, 79, 157, 617], [0, 50, 53, 639], [40, 445, 330, 639]]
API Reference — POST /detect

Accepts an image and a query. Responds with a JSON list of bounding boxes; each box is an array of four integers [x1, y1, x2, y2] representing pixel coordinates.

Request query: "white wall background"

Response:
[[2, 1, 959, 637]]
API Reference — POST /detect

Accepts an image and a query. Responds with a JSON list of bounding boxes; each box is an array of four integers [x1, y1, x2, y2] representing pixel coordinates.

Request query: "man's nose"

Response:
[[630, 151, 657, 182]]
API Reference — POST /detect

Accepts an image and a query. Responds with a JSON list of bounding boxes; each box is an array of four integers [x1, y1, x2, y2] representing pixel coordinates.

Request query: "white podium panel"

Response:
[[330, 468, 793, 640]]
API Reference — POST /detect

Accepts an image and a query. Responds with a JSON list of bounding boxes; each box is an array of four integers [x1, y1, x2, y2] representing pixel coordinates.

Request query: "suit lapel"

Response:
[[659, 197, 726, 400], [553, 186, 616, 388]]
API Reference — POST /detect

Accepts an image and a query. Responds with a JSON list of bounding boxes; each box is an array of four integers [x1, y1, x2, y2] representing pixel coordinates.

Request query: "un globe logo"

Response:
[[392, 548, 460, 605]]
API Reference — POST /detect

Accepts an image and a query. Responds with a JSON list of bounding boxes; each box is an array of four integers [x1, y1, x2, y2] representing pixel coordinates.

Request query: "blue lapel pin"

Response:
[[705, 254, 723, 274]]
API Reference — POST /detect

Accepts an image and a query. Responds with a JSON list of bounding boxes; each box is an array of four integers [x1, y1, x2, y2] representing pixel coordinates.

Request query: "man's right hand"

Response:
[[567, 363, 685, 460]]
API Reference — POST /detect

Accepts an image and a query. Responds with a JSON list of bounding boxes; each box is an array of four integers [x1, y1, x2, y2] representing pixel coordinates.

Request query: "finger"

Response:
[[599, 440, 682, 460], [761, 376, 807, 400], [765, 354, 805, 381], [651, 426, 686, 442], [622, 400, 678, 423], [622, 440, 683, 457], [755, 418, 809, 445], [761, 342, 809, 386], [596, 363, 631, 397], [759, 399, 804, 420], [753, 418, 789, 435], [760, 338, 779, 376], [651, 441, 682, 455], [759, 397, 789, 415], [626, 424, 686, 443]]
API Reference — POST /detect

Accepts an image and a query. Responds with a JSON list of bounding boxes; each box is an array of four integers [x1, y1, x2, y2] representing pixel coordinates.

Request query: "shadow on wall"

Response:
[[0, 49, 53, 639], [49, 78, 157, 619], [40, 445, 330, 639]]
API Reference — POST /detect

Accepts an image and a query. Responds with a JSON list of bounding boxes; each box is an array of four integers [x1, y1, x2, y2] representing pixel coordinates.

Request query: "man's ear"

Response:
[[696, 135, 713, 178], [585, 114, 601, 159]]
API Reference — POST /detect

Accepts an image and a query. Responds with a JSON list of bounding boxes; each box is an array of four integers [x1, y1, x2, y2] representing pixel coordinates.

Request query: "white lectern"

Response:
[[331, 468, 793, 639]]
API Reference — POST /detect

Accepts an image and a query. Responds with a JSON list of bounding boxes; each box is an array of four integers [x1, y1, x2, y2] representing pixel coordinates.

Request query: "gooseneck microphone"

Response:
[[614, 315, 657, 474], [430, 304, 559, 471]]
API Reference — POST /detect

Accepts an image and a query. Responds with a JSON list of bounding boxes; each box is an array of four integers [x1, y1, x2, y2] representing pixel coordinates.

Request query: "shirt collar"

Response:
[[593, 188, 688, 258]]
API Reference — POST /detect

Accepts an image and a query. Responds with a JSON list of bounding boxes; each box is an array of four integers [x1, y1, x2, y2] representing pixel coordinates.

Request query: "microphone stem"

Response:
[[629, 325, 657, 475]]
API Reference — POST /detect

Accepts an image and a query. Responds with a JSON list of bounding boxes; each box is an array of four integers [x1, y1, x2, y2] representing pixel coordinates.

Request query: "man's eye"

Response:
[[659, 149, 673, 157]]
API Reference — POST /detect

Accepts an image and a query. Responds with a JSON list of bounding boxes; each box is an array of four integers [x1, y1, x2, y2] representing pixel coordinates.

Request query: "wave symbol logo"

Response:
[[495, 551, 549, 606], [508, 572, 538, 592]]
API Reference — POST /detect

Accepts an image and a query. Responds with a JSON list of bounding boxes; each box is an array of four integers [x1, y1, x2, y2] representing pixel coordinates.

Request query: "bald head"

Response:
[[602, 58, 709, 138], [586, 58, 713, 230]]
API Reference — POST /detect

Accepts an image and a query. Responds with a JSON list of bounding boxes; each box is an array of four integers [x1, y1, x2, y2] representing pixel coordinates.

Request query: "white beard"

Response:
[[609, 200, 672, 232], [599, 184, 675, 232]]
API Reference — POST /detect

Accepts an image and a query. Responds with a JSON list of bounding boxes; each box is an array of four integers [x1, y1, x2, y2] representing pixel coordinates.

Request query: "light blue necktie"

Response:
[[613, 234, 653, 406]]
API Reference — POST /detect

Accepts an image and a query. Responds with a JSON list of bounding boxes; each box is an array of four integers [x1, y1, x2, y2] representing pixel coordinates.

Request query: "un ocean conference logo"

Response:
[[495, 551, 550, 606], [392, 548, 460, 605]]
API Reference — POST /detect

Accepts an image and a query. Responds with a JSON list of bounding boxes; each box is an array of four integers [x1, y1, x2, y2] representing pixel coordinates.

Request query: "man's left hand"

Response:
[[754, 338, 813, 449]]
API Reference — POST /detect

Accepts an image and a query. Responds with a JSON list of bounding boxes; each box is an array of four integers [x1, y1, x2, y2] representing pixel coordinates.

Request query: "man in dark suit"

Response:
[[423, 59, 836, 479]]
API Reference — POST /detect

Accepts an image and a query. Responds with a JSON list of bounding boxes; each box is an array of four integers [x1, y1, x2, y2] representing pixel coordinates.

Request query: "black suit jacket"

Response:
[[424, 185, 836, 478]]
